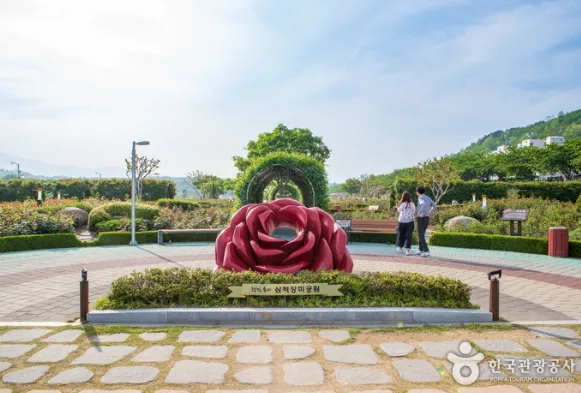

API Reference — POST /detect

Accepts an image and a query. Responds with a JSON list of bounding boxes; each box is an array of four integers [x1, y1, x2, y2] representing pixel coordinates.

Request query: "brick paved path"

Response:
[[1, 243, 581, 322], [0, 325, 580, 392]]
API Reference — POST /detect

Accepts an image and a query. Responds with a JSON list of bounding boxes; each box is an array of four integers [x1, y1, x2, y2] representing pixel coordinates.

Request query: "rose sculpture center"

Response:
[[215, 198, 353, 273]]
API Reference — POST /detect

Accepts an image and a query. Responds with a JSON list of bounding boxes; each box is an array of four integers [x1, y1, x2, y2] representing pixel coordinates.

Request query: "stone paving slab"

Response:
[[458, 387, 524, 392], [527, 326, 581, 339], [567, 340, 581, 350], [380, 342, 415, 357], [496, 355, 572, 378], [445, 361, 506, 381], [90, 333, 130, 343], [43, 330, 83, 343], [2, 365, 50, 384], [0, 329, 52, 342], [318, 330, 349, 343], [236, 346, 273, 364], [408, 390, 447, 393], [283, 345, 315, 360], [101, 366, 159, 384], [139, 333, 167, 342], [27, 344, 78, 363], [0, 362, 11, 373], [473, 339, 528, 353], [335, 366, 392, 385], [229, 330, 261, 344], [235, 367, 272, 384], [165, 360, 229, 384], [420, 340, 476, 359], [182, 345, 228, 359], [392, 359, 441, 382], [268, 331, 311, 344], [132, 345, 174, 363], [72, 346, 136, 365], [527, 384, 581, 393], [178, 330, 225, 343], [48, 367, 94, 384], [79, 390, 141, 393], [206, 391, 268, 393], [323, 344, 378, 365], [283, 362, 324, 386], [526, 338, 580, 357], [0, 344, 36, 359]]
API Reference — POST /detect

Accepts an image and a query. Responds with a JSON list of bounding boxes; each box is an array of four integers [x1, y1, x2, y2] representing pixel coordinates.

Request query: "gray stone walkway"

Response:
[[0, 326, 580, 392]]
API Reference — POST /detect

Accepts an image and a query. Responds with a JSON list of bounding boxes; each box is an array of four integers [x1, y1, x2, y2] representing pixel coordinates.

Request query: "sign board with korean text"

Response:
[[368, 205, 379, 211], [501, 209, 529, 222], [227, 283, 343, 298], [335, 219, 352, 230]]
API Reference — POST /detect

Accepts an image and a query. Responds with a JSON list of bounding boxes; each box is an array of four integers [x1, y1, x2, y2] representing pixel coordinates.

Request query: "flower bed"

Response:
[[93, 268, 476, 310]]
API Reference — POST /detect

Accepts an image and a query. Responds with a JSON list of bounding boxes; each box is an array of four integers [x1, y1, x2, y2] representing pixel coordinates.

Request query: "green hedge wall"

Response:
[[392, 179, 581, 204], [429, 232, 556, 255], [0, 178, 176, 202], [94, 268, 476, 310], [0, 233, 83, 253], [156, 199, 200, 210]]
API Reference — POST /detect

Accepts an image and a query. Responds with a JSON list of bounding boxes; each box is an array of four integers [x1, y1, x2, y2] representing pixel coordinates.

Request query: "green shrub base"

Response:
[[0, 233, 83, 253], [94, 268, 476, 310]]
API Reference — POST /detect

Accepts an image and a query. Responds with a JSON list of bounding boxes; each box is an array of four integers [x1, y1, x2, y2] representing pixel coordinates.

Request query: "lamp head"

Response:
[[135, 141, 150, 146]]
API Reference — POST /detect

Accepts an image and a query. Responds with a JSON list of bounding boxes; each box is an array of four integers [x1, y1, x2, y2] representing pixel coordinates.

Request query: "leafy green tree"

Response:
[[500, 147, 541, 180], [540, 140, 581, 180], [186, 171, 225, 199], [233, 124, 331, 172], [341, 178, 362, 195], [415, 157, 461, 204]]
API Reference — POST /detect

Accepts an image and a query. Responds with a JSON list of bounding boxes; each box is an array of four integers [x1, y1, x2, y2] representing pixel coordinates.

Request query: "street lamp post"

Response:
[[10, 162, 21, 179], [130, 141, 150, 246], [95, 172, 102, 180]]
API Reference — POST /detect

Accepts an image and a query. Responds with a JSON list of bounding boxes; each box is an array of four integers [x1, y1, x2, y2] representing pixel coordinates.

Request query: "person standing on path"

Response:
[[396, 191, 416, 256], [416, 186, 436, 257]]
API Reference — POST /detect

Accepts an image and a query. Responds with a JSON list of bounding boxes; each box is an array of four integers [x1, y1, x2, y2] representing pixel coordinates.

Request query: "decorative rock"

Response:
[[283, 345, 315, 360], [101, 366, 159, 384], [0, 345, 37, 359], [380, 343, 415, 357], [269, 331, 311, 344], [0, 362, 11, 372], [229, 330, 261, 344], [0, 330, 52, 343], [72, 346, 136, 365], [526, 339, 579, 357], [457, 387, 524, 393], [178, 330, 225, 343], [527, 384, 581, 393], [237, 346, 272, 364], [335, 366, 391, 385], [61, 207, 89, 226], [2, 366, 50, 384], [28, 345, 78, 363], [89, 333, 129, 343], [48, 367, 94, 384], [527, 327, 580, 339], [139, 333, 167, 342], [319, 330, 350, 343], [323, 345, 378, 365], [284, 362, 324, 386], [235, 367, 272, 384], [392, 359, 441, 382], [473, 340, 527, 353], [165, 360, 228, 384], [44, 330, 83, 343], [182, 346, 228, 359], [445, 216, 479, 230], [132, 346, 174, 363], [496, 356, 571, 378], [420, 340, 475, 359]]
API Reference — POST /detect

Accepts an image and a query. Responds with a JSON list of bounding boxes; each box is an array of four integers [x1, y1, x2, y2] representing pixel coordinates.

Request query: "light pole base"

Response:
[[129, 241, 139, 246]]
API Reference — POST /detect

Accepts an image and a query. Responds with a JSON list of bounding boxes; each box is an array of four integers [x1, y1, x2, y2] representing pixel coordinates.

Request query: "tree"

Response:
[[181, 189, 188, 199], [540, 140, 581, 180], [186, 171, 225, 199], [415, 157, 461, 204], [233, 124, 331, 172], [341, 178, 362, 195], [498, 146, 540, 180], [125, 154, 160, 200]]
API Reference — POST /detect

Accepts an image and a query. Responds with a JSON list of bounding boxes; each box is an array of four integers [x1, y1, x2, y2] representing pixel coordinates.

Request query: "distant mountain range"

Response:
[[462, 109, 581, 155]]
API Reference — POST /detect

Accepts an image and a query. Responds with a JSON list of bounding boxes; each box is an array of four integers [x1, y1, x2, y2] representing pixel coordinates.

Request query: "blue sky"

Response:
[[1, 0, 581, 181]]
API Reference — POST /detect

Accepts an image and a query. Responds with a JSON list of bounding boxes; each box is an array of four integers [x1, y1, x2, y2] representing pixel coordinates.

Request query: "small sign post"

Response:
[[501, 209, 529, 236]]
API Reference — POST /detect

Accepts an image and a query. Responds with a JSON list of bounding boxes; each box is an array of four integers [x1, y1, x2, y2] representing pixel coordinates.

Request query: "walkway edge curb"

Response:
[[86, 307, 492, 325]]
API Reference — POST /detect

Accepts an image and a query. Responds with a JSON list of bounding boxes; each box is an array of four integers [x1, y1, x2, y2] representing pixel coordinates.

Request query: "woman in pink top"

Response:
[[396, 191, 416, 256]]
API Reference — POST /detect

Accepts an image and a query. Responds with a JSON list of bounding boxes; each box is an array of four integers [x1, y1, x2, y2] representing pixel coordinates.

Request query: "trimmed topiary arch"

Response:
[[269, 182, 301, 201], [235, 152, 329, 210]]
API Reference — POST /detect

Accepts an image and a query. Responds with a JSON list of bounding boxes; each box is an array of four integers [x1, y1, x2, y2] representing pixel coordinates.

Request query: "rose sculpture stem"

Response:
[[215, 198, 353, 273]]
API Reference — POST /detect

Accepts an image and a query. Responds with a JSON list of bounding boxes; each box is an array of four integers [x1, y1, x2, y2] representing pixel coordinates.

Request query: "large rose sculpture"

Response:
[[215, 198, 353, 273]]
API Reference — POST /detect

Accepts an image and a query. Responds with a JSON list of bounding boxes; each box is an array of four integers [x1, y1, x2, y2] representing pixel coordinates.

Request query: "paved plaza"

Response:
[[1, 243, 581, 323]]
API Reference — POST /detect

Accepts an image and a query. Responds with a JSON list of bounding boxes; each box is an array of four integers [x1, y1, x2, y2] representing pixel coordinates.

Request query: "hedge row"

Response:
[[93, 268, 476, 310], [156, 198, 200, 210], [393, 179, 581, 204], [0, 233, 84, 253], [88, 202, 160, 231], [0, 178, 176, 202], [429, 232, 581, 258]]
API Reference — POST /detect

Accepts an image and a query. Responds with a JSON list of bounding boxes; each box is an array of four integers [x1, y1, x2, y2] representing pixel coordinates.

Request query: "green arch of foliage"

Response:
[[235, 152, 329, 210], [268, 182, 301, 201]]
